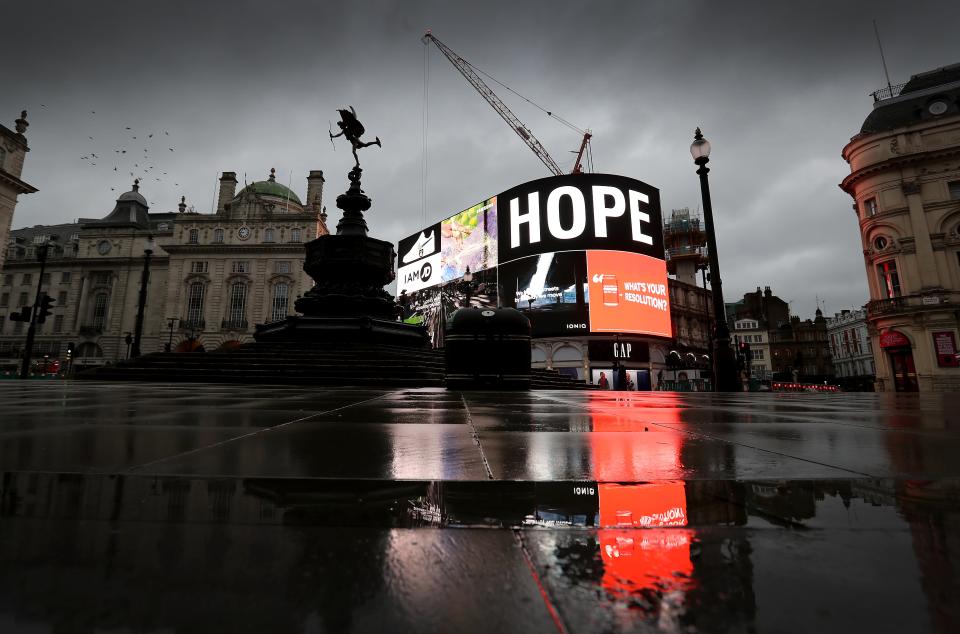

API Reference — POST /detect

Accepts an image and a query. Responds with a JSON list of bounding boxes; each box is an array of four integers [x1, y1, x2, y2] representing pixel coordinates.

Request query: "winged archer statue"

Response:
[[329, 106, 381, 168]]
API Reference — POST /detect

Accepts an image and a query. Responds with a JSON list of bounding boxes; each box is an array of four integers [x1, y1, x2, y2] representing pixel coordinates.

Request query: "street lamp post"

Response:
[[131, 235, 156, 358], [19, 236, 57, 379], [165, 317, 177, 352], [690, 128, 739, 391]]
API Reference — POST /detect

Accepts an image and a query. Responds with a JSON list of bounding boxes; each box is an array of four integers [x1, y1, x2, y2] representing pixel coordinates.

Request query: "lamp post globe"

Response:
[[690, 128, 739, 392]]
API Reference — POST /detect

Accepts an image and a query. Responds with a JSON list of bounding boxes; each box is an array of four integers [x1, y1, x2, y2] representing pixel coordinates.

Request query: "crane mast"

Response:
[[424, 31, 566, 177]]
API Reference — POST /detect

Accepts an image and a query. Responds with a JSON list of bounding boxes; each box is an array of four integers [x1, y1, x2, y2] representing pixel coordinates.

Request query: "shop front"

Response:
[[880, 330, 918, 392]]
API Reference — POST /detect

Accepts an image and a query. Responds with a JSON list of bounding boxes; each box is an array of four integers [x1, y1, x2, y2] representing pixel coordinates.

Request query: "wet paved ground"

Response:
[[1, 382, 959, 633]]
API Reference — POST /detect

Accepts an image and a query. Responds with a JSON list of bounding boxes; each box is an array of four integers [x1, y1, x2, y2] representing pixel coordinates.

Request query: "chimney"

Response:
[[764, 286, 772, 298], [305, 170, 325, 213], [217, 172, 237, 213]]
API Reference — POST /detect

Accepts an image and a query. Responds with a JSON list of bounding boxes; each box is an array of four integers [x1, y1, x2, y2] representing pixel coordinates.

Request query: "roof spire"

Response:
[[269, 167, 276, 182], [132, 178, 140, 191], [14, 110, 28, 135], [178, 196, 187, 213]]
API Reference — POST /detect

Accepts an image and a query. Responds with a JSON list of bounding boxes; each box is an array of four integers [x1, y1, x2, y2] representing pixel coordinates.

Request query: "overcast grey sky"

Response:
[[4, 1, 958, 317]]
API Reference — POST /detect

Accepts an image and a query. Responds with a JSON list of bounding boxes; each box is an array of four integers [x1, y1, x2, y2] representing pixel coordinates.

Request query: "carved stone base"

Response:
[[295, 233, 398, 320]]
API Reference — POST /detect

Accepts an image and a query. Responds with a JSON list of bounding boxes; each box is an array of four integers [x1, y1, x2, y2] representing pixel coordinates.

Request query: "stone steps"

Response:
[[79, 341, 595, 390]]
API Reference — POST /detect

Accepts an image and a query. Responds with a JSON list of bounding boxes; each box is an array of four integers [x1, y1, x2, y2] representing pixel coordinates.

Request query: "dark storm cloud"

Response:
[[4, 1, 958, 316]]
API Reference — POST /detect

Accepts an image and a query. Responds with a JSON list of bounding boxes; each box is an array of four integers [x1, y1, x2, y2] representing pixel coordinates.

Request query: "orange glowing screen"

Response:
[[586, 250, 672, 337]]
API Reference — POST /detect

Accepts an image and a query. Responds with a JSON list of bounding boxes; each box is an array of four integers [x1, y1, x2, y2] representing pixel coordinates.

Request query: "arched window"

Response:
[[186, 282, 205, 327], [876, 260, 901, 298], [264, 228, 275, 243], [271, 283, 289, 322], [228, 282, 247, 326], [213, 228, 224, 243], [188, 229, 199, 244], [92, 294, 109, 330]]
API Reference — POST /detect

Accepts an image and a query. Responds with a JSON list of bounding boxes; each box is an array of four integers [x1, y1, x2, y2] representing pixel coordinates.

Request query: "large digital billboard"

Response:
[[397, 174, 671, 343]]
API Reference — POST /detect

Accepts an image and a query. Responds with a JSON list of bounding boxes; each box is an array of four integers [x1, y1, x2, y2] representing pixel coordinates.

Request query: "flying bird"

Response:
[[113, 167, 117, 171], [88, 136, 93, 140], [91, 111, 95, 114], [125, 126, 130, 130], [148, 134, 153, 138], [169, 148, 174, 151], [164, 131, 169, 135]]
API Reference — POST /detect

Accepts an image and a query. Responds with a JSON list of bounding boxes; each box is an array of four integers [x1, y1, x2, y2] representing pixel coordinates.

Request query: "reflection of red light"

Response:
[[588, 393, 694, 595], [599, 482, 687, 528], [589, 392, 686, 481], [597, 484, 692, 595], [598, 529, 694, 595]]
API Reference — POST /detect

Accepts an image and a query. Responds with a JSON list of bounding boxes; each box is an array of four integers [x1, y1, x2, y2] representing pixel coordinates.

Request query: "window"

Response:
[[290, 228, 302, 243], [276, 261, 291, 274], [752, 349, 765, 360], [0, 316, 4, 334], [92, 271, 111, 286], [948, 180, 960, 200], [92, 294, 109, 330], [3, 274, 12, 286], [57, 291, 67, 305], [191, 261, 209, 273], [18, 292, 27, 307], [214, 228, 224, 243], [863, 198, 878, 217], [264, 228, 275, 242], [877, 260, 901, 298], [41, 273, 50, 285], [22, 274, 32, 285], [232, 261, 249, 274], [873, 236, 888, 250], [271, 283, 289, 322], [228, 283, 247, 323], [0, 293, 6, 307], [33, 234, 48, 244], [158, 222, 169, 231], [186, 282, 205, 325], [53, 314, 64, 334], [61, 272, 71, 284], [70, 233, 79, 241], [26, 247, 35, 259], [14, 320, 23, 335], [188, 228, 199, 244]]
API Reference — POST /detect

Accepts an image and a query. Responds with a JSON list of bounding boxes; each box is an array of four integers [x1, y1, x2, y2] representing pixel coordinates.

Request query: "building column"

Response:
[[902, 181, 942, 290]]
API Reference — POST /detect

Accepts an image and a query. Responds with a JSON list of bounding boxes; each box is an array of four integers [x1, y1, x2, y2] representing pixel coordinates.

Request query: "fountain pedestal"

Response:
[[255, 167, 428, 347]]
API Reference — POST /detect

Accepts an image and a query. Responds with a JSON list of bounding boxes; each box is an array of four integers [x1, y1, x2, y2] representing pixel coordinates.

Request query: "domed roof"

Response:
[[239, 168, 302, 205], [860, 62, 960, 134], [117, 180, 148, 206]]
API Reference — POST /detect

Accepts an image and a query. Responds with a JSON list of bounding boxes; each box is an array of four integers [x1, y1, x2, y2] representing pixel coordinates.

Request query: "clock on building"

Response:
[[237, 226, 251, 240], [928, 100, 948, 116], [97, 240, 111, 255]]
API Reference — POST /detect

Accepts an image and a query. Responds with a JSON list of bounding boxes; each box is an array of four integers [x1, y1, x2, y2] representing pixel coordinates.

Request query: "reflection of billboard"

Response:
[[586, 251, 672, 337], [440, 197, 497, 282], [396, 174, 670, 342]]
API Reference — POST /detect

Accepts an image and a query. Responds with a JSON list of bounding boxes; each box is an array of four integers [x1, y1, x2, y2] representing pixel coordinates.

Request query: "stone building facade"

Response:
[[840, 62, 960, 392], [0, 170, 327, 371], [0, 111, 37, 268], [726, 286, 833, 383], [732, 317, 771, 381], [826, 307, 876, 391]]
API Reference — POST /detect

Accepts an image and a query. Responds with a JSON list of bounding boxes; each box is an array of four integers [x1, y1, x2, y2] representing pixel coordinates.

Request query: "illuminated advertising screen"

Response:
[[397, 174, 671, 342]]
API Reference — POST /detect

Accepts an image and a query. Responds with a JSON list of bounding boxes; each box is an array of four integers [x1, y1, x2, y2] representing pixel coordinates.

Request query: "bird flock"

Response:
[[68, 108, 183, 207]]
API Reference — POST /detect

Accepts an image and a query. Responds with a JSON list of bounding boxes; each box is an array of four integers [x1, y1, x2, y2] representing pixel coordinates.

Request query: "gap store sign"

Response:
[[397, 174, 672, 339]]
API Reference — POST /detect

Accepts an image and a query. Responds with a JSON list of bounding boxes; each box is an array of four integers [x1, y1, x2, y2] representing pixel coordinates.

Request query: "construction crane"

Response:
[[423, 31, 592, 176]]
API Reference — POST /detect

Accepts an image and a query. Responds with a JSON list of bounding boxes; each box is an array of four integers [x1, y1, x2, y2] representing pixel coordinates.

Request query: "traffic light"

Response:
[[37, 294, 55, 324], [9, 306, 31, 322]]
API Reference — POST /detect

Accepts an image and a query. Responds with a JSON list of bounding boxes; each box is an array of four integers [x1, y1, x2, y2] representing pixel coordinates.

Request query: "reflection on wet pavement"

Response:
[[1, 383, 959, 632]]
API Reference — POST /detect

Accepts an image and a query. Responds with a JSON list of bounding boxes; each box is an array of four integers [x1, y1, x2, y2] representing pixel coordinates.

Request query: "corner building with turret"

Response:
[[840, 63, 960, 391]]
